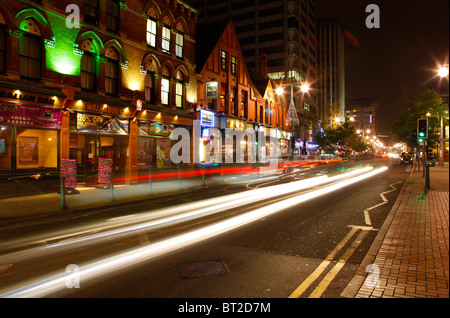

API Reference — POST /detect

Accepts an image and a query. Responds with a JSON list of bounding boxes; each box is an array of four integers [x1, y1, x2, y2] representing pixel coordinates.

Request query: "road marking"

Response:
[[364, 181, 402, 226], [288, 227, 359, 298], [308, 230, 368, 298]]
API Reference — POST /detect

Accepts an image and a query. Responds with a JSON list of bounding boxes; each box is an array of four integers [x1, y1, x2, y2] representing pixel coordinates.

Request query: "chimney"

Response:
[[259, 52, 268, 78]]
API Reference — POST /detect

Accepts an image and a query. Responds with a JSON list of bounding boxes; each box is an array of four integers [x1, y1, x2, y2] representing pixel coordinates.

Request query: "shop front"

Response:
[[69, 111, 130, 184], [0, 92, 61, 178], [137, 120, 173, 169]]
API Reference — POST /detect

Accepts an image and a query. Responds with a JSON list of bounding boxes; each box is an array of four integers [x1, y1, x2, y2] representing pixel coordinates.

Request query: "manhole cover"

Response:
[[180, 260, 229, 278]]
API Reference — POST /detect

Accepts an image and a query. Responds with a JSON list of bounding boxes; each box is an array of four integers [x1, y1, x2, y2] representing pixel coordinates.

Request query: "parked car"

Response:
[[400, 153, 413, 165]]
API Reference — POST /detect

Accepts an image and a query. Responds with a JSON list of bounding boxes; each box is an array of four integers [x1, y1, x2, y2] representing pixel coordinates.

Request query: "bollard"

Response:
[[148, 173, 152, 196], [59, 176, 68, 210], [178, 167, 182, 191], [425, 164, 430, 190], [109, 173, 115, 201], [202, 166, 206, 187]]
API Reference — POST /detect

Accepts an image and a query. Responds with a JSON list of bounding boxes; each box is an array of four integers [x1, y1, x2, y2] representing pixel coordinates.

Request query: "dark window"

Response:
[[106, 0, 120, 32], [83, 0, 99, 25], [144, 72, 155, 103], [0, 26, 6, 73], [105, 60, 118, 95], [80, 52, 96, 90], [19, 35, 41, 80]]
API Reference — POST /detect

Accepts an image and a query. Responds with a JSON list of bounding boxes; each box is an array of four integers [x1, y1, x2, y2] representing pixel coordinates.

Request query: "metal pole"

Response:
[[439, 115, 444, 166], [109, 173, 115, 201], [425, 164, 430, 189], [59, 176, 67, 210], [148, 172, 152, 196]]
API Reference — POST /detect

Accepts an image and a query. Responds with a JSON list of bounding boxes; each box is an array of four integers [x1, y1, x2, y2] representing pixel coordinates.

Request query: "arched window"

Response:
[[0, 23, 6, 73], [161, 77, 170, 105], [80, 39, 97, 90], [104, 47, 119, 95], [144, 72, 154, 103], [19, 18, 42, 80]]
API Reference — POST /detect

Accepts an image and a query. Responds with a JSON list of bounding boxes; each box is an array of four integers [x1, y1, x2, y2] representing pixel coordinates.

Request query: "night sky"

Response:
[[316, 0, 449, 145]]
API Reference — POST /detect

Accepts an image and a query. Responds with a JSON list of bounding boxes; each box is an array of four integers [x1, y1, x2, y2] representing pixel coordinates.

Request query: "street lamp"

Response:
[[437, 63, 449, 166]]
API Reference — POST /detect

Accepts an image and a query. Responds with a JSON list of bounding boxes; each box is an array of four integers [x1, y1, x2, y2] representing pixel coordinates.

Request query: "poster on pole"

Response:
[[98, 158, 113, 184], [61, 159, 77, 188]]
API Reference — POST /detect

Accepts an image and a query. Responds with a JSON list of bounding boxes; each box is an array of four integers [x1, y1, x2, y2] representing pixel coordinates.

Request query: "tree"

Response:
[[392, 89, 448, 149], [315, 120, 370, 153]]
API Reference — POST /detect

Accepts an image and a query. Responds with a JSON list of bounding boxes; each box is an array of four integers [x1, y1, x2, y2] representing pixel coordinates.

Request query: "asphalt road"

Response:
[[0, 157, 411, 302]]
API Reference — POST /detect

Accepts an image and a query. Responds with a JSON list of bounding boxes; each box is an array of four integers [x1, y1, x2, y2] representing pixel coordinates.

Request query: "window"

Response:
[[144, 72, 154, 103], [161, 78, 170, 105], [175, 32, 184, 58], [83, 0, 99, 25], [80, 53, 96, 90], [19, 35, 41, 80], [146, 19, 157, 47], [106, 0, 120, 32], [175, 82, 183, 108], [162, 26, 171, 53], [221, 51, 227, 70], [0, 26, 5, 73], [231, 56, 237, 75], [105, 60, 118, 94]]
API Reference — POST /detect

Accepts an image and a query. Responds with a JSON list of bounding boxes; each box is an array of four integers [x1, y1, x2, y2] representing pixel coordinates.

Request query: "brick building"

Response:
[[0, 0, 198, 184]]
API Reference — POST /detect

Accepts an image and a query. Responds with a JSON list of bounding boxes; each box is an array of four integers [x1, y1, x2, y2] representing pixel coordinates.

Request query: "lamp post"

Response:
[[437, 64, 448, 166], [276, 82, 309, 161]]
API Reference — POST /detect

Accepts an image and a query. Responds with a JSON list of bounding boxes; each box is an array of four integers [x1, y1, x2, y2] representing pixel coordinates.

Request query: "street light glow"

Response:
[[276, 87, 284, 95], [438, 65, 449, 78], [301, 83, 310, 93]]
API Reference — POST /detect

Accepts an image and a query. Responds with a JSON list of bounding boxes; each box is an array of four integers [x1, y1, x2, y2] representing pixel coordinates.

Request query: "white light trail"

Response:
[[0, 166, 387, 298], [0, 167, 374, 263]]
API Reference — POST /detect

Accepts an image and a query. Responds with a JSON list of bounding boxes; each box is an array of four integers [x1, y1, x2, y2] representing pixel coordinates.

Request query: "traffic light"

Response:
[[417, 118, 428, 138]]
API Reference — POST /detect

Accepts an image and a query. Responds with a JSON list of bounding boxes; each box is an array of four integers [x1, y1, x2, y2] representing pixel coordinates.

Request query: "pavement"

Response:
[[341, 162, 449, 298], [0, 159, 448, 299]]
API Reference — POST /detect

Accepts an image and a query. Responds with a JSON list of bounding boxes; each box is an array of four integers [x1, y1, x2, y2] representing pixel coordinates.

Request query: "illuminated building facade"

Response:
[[195, 20, 291, 162], [0, 0, 198, 182]]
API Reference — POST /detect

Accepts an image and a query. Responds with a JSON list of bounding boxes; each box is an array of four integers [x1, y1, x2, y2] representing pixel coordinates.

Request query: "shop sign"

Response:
[[206, 81, 218, 99], [200, 110, 215, 127], [0, 102, 62, 128], [98, 158, 113, 184], [76, 113, 129, 134], [85, 103, 123, 116], [227, 118, 245, 130], [138, 121, 173, 137], [0, 90, 56, 105], [61, 159, 77, 189]]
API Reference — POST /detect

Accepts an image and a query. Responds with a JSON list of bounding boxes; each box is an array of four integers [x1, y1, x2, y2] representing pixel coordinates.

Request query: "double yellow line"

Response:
[[289, 225, 374, 298]]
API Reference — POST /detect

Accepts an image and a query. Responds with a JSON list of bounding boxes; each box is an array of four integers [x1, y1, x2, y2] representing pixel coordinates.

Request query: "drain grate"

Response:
[[180, 260, 229, 278]]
